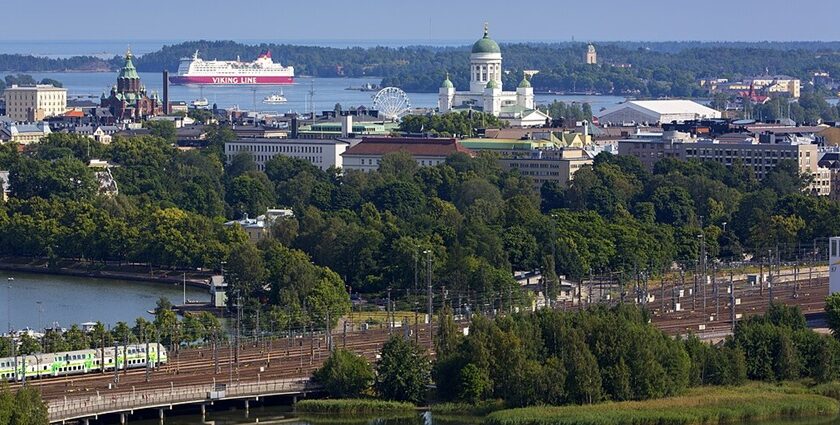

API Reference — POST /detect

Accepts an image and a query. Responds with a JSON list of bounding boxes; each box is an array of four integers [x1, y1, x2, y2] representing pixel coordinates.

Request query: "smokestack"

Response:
[[291, 117, 298, 139], [162, 70, 170, 115], [341, 113, 353, 138]]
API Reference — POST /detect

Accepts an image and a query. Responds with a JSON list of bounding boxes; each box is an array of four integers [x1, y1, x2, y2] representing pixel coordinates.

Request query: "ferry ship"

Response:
[[169, 50, 294, 85]]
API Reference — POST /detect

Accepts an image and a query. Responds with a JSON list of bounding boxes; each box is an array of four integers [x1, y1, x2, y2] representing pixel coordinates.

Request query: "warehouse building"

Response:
[[597, 100, 721, 126]]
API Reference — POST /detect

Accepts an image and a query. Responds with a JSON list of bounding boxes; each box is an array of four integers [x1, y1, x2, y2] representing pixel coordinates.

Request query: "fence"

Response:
[[48, 377, 317, 423]]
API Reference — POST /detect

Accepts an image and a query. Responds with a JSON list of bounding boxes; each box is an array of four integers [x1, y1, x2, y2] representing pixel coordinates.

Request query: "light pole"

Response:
[[423, 249, 432, 349], [36, 301, 43, 332], [6, 277, 12, 333]]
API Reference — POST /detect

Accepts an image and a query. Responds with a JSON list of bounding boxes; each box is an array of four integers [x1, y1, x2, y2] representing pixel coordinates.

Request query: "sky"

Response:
[[6, 0, 840, 43]]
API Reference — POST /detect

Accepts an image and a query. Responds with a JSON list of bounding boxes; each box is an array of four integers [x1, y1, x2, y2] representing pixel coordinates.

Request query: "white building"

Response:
[[585, 43, 597, 65], [830, 237, 840, 294], [438, 24, 549, 126], [3, 84, 67, 121], [597, 100, 721, 126], [224, 138, 349, 171]]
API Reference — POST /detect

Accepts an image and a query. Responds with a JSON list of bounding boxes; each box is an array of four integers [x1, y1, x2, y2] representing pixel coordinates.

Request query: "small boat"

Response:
[[263, 91, 287, 104], [192, 97, 209, 107]]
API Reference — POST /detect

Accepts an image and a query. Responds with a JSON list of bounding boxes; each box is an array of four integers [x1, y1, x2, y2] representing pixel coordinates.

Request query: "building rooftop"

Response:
[[600, 100, 720, 119], [342, 137, 472, 157], [5, 84, 66, 92]]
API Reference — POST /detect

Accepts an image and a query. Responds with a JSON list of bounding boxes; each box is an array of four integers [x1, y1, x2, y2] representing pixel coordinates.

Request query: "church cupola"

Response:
[[438, 72, 456, 113], [469, 23, 503, 94], [516, 73, 534, 109], [117, 48, 141, 93]]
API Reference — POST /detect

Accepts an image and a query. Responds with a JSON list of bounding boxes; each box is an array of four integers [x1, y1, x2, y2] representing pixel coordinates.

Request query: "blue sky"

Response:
[[9, 0, 840, 42]]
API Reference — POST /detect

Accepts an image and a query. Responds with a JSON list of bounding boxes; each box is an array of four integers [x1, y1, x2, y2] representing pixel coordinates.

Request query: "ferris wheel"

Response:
[[372, 87, 411, 121]]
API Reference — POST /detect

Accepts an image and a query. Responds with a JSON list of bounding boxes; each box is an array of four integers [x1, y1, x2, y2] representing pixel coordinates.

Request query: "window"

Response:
[[832, 240, 837, 258]]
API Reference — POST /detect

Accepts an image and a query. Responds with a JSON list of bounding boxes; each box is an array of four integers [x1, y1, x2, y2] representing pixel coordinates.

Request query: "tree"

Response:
[[827, 293, 840, 339], [10, 385, 48, 425], [379, 151, 418, 180], [457, 362, 492, 404], [313, 349, 374, 398], [564, 331, 602, 404], [17, 334, 42, 355], [375, 336, 430, 403], [435, 306, 461, 358], [0, 383, 13, 425], [144, 120, 177, 144]]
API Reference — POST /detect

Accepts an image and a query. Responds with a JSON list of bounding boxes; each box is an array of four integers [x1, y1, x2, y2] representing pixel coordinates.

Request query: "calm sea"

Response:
[[15, 71, 625, 114], [1, 40, 625, 114]]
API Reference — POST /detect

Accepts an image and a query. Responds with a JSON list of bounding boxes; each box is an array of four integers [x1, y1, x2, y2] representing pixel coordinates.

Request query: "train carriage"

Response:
[[1, 343, 168, 382]]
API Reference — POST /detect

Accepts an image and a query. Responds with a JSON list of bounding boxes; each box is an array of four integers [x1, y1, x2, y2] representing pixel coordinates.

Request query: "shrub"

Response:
[[313, 349, 374, 398]]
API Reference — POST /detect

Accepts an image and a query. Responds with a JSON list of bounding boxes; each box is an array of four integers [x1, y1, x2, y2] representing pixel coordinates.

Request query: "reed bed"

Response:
[[485, 384, 839, 425]]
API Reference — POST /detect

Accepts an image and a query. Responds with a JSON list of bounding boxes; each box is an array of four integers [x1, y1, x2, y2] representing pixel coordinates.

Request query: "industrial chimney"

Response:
[[162, 70, 170, 115]]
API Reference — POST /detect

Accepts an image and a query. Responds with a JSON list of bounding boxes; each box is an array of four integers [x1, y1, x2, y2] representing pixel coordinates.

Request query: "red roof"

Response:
[[63, 110, 85, 118], [343, 137, 473, 157]]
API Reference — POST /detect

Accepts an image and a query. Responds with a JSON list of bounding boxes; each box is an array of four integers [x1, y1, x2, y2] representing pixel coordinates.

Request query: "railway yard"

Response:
[[7, 267, 833, 408]]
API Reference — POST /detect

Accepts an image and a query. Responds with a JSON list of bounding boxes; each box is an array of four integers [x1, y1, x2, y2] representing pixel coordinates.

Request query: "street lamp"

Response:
[[422, 249, 432, 349], [36, 301, 43, 332]]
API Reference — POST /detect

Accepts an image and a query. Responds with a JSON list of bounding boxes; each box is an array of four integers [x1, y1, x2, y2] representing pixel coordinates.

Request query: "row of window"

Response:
[[229, 144, 325, 154]]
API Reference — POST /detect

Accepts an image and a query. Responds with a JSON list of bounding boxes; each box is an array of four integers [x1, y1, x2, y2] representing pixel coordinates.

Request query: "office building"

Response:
[[224, 138, 349, 171], [3, 84, 67, 121]]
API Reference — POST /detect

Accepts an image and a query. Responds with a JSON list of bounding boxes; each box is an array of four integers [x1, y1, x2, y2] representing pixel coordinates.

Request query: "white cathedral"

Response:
[[438, 24, 551, 128]]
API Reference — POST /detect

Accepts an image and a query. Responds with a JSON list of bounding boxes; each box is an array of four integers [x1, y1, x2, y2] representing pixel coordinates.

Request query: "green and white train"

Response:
[[0, 343, 168, 382]]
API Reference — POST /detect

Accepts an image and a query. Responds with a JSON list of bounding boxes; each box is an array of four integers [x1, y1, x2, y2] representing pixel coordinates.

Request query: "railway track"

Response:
[[14, 277, 832, 403], [12, 325, 434, 402]]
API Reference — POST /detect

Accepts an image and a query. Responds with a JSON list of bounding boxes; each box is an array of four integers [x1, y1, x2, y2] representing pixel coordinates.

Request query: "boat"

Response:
[[263, 91, 288, 104], [169, 50, 295, 85], [191, 97, 209, 107], [345, 82, 380, 92]]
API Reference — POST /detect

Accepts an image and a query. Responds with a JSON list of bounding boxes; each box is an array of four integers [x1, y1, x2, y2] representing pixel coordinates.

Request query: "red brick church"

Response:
[[100, 49, 162, 122]]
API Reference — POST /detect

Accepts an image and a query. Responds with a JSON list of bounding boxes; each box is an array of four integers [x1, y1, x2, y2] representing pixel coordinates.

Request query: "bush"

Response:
[[295, 398, 414, 414], [827, 293, 840, 338], [313, 349, 374, 398]]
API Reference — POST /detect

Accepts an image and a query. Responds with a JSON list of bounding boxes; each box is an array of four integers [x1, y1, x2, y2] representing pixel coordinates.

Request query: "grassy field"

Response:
[[295, 398, 415, 414], [485, 383, 839, 425]]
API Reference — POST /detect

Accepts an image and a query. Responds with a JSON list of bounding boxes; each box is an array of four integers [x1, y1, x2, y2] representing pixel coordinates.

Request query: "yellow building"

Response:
[[459, 138, 593, 189], [3, 84, 67, 121]]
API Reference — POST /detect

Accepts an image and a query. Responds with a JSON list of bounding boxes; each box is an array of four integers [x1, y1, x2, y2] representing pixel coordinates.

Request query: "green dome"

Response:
[[486, 79, 499, 89], [518, 76, 532, 88], [118, 49, 140, 80], [441, 73, 454, 89], [472, 24, 501, 54]]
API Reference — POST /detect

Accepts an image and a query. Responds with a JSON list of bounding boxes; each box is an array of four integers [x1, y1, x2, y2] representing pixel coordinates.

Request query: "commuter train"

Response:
[[0, 343, 167, 382]]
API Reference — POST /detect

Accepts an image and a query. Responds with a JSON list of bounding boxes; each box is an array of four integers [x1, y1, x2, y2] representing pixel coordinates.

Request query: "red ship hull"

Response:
[[168, 75, 294, 85]]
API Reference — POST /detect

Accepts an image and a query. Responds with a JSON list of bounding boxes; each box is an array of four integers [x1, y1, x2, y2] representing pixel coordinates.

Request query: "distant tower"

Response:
[[586, 43, 597, 65], [516, 73, 534, 110], [483, 79, 501, 115], [829, 237, 840, 294], [438, 73, 455, 113]]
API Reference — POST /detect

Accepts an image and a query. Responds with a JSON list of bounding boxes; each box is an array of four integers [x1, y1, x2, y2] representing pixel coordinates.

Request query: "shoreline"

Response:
[[0, 258, 211, 289]]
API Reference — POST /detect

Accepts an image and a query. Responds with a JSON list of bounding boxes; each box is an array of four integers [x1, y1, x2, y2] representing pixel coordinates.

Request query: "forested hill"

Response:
[[3, 40, 840, 96]]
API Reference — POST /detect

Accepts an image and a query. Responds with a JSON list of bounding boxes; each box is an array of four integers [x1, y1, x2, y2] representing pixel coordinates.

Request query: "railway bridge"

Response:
[[16, 325, 432, 424]]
